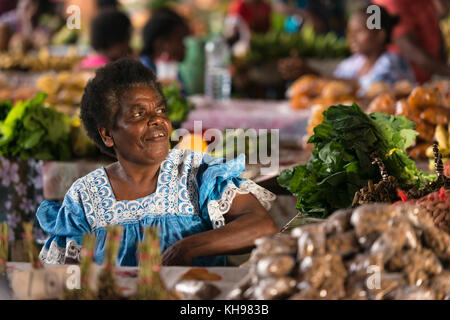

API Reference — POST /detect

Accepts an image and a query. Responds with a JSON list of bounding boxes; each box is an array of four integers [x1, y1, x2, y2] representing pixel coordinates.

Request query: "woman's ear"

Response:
[[98, 127, 114, 148]]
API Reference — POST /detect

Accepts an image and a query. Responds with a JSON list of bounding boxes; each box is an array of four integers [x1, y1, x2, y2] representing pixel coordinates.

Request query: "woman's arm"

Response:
[[162, 193, 278, 266], [395, 33, 450, 77]]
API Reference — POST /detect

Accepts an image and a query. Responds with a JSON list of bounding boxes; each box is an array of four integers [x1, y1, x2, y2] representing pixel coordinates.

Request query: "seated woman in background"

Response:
[[78, 9, 132, 70], [279, 6, 416, 96], [140, 8, 190, 89], [36, 58, 278, 267]]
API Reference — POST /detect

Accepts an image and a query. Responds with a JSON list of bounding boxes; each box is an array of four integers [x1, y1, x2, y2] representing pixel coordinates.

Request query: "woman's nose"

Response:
[[147, 115, 163, 126]]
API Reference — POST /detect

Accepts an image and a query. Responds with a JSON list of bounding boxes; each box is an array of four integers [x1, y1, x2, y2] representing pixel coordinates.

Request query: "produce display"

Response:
[[0, 93, 72, 161], [36, 71, 93, 117], [288, 74, 357, 111], [0, 47, 82, 72], [228, 203, 450, 300], [368, 81, 450, 159], [243, 25, 350, 65], [278, 104, 436, 218]]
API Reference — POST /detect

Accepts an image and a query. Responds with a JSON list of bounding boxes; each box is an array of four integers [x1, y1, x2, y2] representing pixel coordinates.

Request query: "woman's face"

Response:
[[167, 25, 190, 62], [347, 13, 385, 56], [103, 85, 171, 165]]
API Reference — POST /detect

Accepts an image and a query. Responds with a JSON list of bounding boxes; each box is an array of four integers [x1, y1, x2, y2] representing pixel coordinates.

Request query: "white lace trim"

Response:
[[67, 149, 204, 230], [207, 180, 276, 229], [39, 240, 82, 265]]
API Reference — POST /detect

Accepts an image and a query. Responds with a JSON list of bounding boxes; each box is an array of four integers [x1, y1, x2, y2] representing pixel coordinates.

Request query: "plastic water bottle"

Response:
[[204, 36, 231, 101]]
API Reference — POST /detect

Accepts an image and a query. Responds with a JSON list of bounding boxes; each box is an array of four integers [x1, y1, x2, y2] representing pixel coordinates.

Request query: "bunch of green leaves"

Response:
[[278, 104, 436, 218], [0, 93, 72, 160], [245, 24, 350, 65], [163, 84, 195, 124]]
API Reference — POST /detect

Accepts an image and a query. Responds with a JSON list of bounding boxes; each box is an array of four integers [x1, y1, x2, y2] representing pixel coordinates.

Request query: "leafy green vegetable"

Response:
[[163, 84, 195, 124], [0, 93, 72, 160], [278, 104, 436, 218], [244, 24, 350, 65]]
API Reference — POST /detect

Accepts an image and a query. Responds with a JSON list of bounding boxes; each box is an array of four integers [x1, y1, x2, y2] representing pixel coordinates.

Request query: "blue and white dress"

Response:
[[36, 149, 276, 267]]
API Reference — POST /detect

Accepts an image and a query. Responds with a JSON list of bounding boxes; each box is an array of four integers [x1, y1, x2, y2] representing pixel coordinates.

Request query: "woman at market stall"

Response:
[[36, 58, 278, 267], [77, 8, 132, 70], [278, 5, 416, 96], [139, 8, 190, 91], [373, 0, 450, 84]]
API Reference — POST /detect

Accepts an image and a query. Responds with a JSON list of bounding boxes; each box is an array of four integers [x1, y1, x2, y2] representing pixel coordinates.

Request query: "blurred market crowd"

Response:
[[0, 0, 449, 100]]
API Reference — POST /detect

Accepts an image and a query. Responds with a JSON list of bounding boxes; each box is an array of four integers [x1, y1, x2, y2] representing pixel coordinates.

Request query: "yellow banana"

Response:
[[426, 145, 434, 158], [435, 125, 449, 149], [427, 145, 450, 158]]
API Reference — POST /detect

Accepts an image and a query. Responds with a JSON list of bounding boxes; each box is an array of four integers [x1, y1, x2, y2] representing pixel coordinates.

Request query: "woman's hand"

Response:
[[162, 239, 193, 266]]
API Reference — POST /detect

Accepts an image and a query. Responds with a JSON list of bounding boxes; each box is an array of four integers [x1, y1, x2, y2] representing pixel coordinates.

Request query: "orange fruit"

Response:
[[175, 133, 208, 152]]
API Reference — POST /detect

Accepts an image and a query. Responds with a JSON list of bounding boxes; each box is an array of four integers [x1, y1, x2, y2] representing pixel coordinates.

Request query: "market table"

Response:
[[3, 262, 249, 300], [182, 96, 310, 141]]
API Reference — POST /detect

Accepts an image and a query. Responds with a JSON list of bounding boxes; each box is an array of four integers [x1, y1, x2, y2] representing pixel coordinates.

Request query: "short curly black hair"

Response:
[[90, 9, 131, 52], [141, 8, 189, 57], [80, 58, 164, 157]]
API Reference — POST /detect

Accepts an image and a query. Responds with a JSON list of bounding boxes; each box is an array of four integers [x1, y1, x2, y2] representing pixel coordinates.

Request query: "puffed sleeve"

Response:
[[196, 153, 276, 229], [36, 180, 91, 265]]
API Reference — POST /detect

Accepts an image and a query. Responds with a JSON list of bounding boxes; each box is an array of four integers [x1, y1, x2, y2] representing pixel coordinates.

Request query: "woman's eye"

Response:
[[156, 107, 167, 114], [133, 111, 144, 117]]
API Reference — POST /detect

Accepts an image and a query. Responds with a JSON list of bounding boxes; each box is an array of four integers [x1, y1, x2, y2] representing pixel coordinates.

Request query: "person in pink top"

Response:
[[372, 0, 450, 83], [78, 9, 132, 71]]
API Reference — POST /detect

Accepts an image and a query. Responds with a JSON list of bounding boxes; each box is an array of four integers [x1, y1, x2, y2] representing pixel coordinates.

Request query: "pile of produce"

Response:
[[228, 203, 450, 300], [278, 104, 436, 218], [414, 189, 450, 234], [288, 74, 357, 111], [0, 47, 82, 72], [243, 25, 349, 65], [36, 71, 93, 117], [0, 93, 72, 161], [368, 81, 450, 159]]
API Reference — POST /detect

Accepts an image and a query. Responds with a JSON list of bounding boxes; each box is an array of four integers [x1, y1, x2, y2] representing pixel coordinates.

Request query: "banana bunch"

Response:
[[426, 124, 450, 169]]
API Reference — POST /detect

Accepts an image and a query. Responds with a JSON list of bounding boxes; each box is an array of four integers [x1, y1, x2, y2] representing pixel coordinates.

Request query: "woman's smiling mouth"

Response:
[[144, 130, 167, 142]]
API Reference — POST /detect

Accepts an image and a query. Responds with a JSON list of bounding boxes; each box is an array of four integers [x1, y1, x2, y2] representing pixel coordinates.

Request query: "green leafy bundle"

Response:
[[245, 24, 350, 65], [278, 104, 436, 218], [0, 93, 71, 160], [163, 84, 195, 125]]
